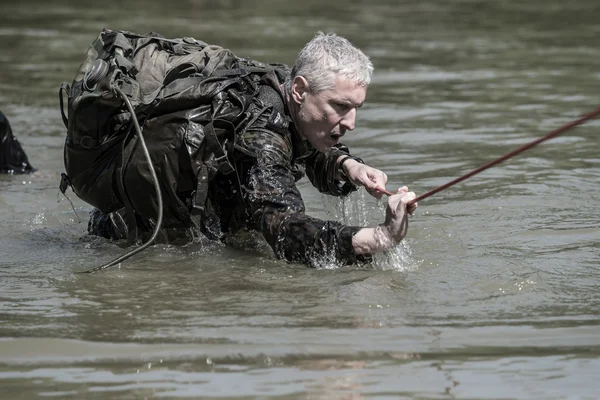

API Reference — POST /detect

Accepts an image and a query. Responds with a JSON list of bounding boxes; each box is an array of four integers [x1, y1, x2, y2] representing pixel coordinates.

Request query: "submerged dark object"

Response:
[[0, 110, 35, 174]]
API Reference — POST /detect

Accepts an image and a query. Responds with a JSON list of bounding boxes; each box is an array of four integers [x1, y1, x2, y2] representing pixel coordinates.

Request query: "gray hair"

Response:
[[285, 32, 374, 94]]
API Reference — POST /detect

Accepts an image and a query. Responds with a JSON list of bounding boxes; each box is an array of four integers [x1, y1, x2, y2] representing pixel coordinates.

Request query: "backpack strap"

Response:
[[205, 119, 235, 175], [190, 118, 235, 226]]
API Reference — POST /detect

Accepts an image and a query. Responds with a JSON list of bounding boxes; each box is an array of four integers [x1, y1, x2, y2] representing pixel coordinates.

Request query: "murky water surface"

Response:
[[1, 0, 599, 398]]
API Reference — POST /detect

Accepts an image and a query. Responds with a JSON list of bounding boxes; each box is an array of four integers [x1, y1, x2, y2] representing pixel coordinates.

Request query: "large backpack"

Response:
[[59, 29, 289, 240]]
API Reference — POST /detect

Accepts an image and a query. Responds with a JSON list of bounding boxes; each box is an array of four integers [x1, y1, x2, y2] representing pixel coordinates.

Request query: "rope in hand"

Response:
[[376, 105, 600, 205]]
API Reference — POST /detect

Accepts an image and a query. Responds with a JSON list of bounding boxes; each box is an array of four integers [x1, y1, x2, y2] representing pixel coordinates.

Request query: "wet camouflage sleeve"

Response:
[[304, 144, 360, 196], [236, 128, 370, 266]]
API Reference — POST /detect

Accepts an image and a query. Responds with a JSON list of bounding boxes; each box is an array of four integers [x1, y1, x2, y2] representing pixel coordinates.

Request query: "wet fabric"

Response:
[[216, 81, 369, 265], [0, 111, 35, 174]]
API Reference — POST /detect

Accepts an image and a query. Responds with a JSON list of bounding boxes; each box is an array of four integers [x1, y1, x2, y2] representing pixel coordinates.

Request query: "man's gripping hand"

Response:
[[340, 157, 388, 199]]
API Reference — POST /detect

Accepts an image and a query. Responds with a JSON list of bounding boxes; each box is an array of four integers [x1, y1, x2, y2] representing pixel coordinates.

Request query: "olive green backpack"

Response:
[[59, 28, 288, 241]]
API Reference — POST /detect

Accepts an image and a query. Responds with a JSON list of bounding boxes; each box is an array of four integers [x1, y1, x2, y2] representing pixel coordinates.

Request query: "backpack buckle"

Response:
[[214, 153, 234, 175]]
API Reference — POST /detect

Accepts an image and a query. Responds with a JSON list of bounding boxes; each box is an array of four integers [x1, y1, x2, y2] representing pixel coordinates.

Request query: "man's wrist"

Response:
[[352, 224, 395, 255], [374, 224, 395, 248], [337, 155, 364, 181]]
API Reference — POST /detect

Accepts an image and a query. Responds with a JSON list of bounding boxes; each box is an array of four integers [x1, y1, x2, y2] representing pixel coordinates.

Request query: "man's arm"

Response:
[[304, 144, 359, 197], [236, 129, 417, 265], [237, 129, 369, 266]]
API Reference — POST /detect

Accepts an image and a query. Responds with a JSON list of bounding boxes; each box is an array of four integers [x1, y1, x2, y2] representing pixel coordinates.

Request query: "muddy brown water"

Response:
[[1, 0, 599, 398]]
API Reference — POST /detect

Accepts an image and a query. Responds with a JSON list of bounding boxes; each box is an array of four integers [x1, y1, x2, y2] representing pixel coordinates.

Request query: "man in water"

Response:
[[83, 32, 417, 266], [0, 110, 35, 174]]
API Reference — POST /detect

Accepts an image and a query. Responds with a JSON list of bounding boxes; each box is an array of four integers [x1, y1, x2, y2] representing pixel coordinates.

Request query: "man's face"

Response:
[[294, 75, 367, 152]]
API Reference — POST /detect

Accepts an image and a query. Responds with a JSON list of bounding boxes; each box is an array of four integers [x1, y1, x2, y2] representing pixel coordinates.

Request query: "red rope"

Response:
[[378, 106, 600, 205]]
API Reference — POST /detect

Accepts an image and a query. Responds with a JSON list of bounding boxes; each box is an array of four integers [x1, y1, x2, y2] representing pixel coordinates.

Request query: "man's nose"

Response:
[[340, 108, 357, 131]]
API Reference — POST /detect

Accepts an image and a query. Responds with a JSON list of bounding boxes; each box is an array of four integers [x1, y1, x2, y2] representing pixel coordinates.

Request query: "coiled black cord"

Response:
[[80, 88, 164, 273]]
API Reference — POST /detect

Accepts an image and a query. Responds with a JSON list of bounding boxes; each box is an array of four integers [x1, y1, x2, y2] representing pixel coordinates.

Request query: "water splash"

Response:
[[321, 191, 419, 271], [373, 240, 420, 272], [31, 212, 47, 226]]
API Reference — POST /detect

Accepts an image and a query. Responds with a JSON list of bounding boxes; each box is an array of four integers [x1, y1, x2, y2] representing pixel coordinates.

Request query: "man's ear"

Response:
[[291, 75, 309, 105]]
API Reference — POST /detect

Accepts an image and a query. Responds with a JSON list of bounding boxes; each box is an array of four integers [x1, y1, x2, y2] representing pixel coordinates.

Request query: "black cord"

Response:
[[80, 88, 164, 273]]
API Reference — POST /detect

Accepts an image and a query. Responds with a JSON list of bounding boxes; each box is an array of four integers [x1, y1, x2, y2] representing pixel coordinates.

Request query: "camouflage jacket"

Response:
[[206, 72, 370, 266]]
